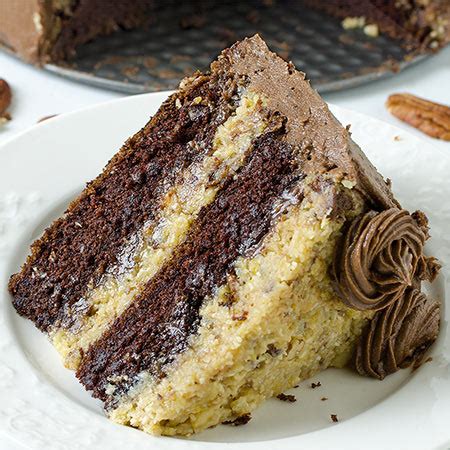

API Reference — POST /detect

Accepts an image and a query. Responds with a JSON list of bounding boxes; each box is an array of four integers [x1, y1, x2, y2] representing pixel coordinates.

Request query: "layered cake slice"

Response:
[[9, 35, 440, 436]]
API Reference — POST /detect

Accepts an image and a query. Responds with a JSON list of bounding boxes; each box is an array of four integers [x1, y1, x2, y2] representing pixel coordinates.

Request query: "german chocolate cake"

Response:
[[9, 35, 440, 436]]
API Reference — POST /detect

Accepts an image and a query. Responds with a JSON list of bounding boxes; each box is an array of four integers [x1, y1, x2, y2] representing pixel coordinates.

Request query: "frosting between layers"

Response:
[[355, 288, 440, 380]]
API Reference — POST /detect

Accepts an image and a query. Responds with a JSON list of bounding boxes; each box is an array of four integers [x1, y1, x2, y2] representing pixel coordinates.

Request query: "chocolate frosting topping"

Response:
[[332, 207, 441, 379], [332, 208, 428, 311], [225, 35, 399, 210], [354, 288, 440, 380]]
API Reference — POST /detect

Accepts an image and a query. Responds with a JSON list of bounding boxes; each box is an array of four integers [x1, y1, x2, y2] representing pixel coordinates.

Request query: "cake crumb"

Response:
[[394, 135, 402, 141], [341, 179, 356, 189], [276, 393, 297, 403], [38, 114, 58, 123], [364, 24, 379, 37], [331, 414, 339, 423], [321, 397, 328, 401], [311, 381, 321, 389], [430, 40, 439, 49], [341, 16, 365, 30], [223, 413, 252, 426]]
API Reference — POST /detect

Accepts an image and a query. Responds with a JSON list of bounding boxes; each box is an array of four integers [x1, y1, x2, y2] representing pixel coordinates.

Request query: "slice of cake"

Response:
[[9, 35, 440, 436]]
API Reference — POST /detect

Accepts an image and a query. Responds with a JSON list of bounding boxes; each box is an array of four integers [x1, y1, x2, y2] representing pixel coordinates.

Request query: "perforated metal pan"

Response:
[[40, 1, 429, 94]]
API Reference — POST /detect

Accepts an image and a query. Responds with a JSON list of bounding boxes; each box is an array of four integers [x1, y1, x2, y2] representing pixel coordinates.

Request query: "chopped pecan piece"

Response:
[[386, 93, 450, 141]]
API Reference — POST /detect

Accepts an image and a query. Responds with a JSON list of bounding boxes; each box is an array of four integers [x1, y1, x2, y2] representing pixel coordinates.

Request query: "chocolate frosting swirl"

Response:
[[332, 208, 428, 311], [354, 288, 440, 380]]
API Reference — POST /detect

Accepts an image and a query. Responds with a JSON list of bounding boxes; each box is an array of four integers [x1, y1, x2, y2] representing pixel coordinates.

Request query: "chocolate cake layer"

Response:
[[77, 129, 303, 402], [9, 72, 240, 333]]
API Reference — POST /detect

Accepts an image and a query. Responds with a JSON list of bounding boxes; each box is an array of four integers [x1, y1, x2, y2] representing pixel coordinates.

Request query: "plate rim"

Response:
[[0, 92, 449, 450]]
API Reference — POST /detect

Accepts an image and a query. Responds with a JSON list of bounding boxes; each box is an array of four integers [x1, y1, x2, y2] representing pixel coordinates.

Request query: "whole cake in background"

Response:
[[9, 35, 440, 436], [0, 0, 449, 64]]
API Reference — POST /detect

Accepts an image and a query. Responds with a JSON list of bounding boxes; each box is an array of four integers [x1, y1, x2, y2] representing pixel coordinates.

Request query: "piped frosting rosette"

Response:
[[332, 208, 441, 378], [354, 287, 440, 380]]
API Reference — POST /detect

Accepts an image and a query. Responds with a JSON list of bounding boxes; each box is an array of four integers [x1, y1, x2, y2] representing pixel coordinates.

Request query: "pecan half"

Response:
[[386, 93, 450, 141], [0, 79, 12, 117]]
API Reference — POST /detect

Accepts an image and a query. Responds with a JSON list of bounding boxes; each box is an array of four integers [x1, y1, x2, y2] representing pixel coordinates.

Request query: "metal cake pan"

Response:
[[7, 1, 432, 94]]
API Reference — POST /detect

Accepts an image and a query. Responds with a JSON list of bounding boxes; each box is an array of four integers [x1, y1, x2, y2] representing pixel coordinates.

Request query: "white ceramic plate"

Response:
[[0, 93, 449, 450]]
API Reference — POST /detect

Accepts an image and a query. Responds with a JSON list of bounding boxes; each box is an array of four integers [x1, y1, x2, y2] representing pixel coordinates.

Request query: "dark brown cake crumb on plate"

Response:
[[331, 414, 339, 423], [276, 393, 297, 403], [37, 114, 58, 123], [311, 381, 322, 389], [223, 413, 252, 426]]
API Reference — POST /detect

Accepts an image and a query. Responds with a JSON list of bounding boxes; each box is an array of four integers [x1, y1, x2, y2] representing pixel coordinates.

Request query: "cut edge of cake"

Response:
[[9, 34, 441, 437]]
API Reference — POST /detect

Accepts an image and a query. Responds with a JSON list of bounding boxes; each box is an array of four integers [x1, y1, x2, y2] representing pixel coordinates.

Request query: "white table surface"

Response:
[[0, 45, 449, 450]]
